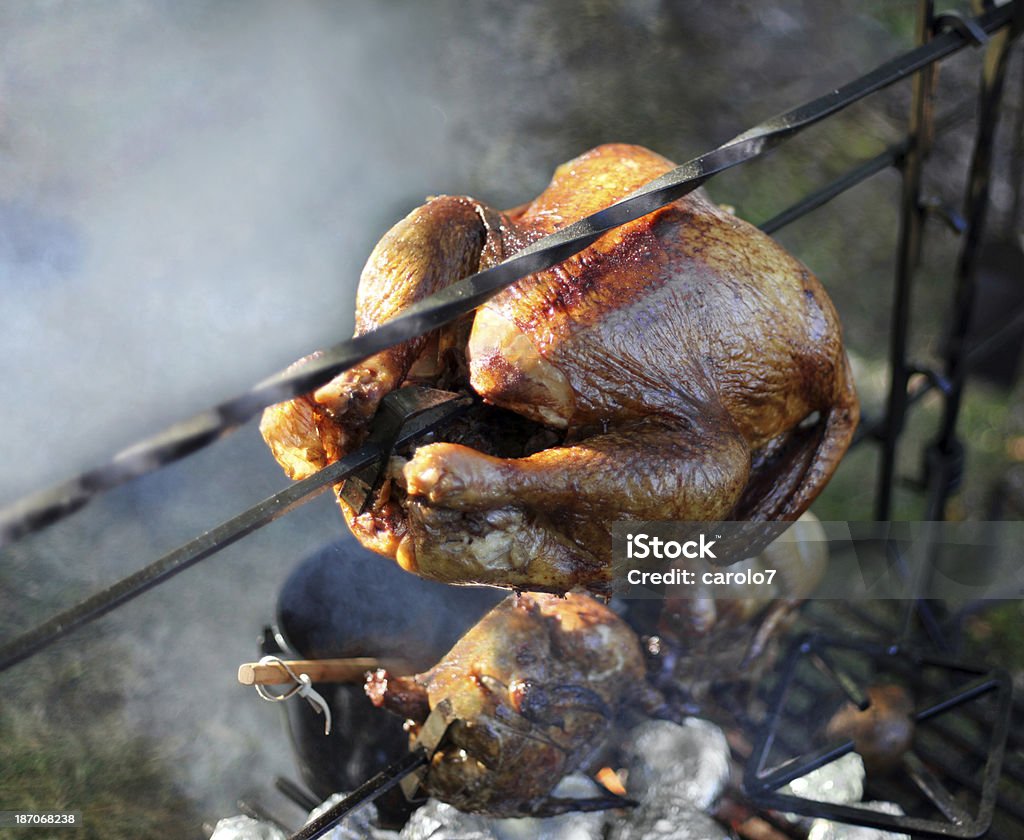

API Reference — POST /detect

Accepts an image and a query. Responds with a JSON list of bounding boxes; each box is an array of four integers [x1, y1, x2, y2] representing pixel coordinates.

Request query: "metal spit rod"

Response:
[[0, 388, 472, 673]]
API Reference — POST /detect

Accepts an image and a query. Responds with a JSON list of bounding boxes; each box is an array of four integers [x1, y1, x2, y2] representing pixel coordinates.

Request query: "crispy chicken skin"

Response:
[[365, 592, 649, 816], [261, 144, 858, 593]]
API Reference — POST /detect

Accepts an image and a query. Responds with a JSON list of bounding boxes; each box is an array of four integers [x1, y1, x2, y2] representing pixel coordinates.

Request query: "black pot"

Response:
[[264, 536, 503, 822]]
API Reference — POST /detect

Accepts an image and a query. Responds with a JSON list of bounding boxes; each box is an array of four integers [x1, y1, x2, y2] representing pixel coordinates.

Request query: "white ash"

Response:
[[400, 800, 496, 840], [400, 774, 607, 840], [808, 800, 910, 840], [209, 815, 286, 840], [610, 719, 732, 840], [491, 774, 607, 840], [609, 804, 730, 840], [619, 718, 731, 811], [782, 752, 866, 804], [307, 792, 399, 840]]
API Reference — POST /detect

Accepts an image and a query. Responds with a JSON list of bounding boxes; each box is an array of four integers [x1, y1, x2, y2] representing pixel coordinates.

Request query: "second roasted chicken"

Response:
[[365, 591, 650, 816], [261, 143, 858, 594]]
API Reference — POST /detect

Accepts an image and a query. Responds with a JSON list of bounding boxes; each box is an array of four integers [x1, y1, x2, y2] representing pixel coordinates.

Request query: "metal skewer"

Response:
[[0, 388, 471, 673], [290, 701, 456, 840], [288, 749, 429, 840]]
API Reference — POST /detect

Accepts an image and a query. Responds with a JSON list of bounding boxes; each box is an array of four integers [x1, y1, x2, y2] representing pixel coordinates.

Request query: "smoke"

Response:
[[0, 1, 473, 505], [0, 0, 491, 821]]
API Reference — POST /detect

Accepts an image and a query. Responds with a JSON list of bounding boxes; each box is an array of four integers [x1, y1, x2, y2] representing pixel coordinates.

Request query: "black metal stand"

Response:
[[743, 633, 1013, 838]]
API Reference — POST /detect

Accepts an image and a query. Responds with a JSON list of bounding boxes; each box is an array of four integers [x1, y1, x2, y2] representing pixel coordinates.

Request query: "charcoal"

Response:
[[399, 800, 496, 840], [807, 800, 909, 840], [620, 718, 730, 810], [491, 774, 607, 840], [209, 815, 286, 840], [306, 792, 399, 840], [781, 753, 865, 805], [400, 775, 608, 840], [609, 803, 730, 840]]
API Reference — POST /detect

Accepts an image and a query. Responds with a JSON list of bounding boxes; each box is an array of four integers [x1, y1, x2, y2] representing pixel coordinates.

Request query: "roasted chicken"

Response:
[[261, 143, 858, 593], [365, 592, 652, 817]]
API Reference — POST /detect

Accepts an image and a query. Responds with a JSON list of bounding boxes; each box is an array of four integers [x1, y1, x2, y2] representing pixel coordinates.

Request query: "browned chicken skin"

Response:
[[261, 144, 858, 593], [365, 592, 650, 816]]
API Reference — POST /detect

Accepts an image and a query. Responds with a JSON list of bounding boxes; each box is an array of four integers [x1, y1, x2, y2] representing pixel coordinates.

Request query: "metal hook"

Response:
[[253, 655, 333, 735], [934, 12, 990, 46]]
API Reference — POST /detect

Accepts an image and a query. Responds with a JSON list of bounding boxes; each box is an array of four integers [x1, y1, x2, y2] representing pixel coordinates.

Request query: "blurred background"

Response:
[[1, 1, 1022, 836]]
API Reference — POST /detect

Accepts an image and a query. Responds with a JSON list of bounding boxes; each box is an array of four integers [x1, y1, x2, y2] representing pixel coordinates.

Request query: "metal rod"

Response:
[[808, 650, 869, 710], [1010, 43, 1024, 231], [275, 778, 321, 813], [287, 749, 427, 840], [791, 646, 1024, 789], [751, 662, 1008, 833], [0, 392, 469, 673], [806, 601, 1024, 774], [754, 694, 1022, 839], [759, 147, 898, 235], [928, 0, 1019, 520], [876, 0, 938, 520], [851, 299, 1024, 447], [0, 446, 375, 673], [0, 1, 1015, 548], [914, 737, 1024, 826], [754, 739, 857, 791], [904, 749, 974, 825], [959, 303, 1024, 367], [759, 101, 975, 235], [913, 674, 1001, 724]]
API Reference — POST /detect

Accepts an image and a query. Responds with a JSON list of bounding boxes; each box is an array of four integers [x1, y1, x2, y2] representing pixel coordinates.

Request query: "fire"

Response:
[[595, 766, 627, 797]]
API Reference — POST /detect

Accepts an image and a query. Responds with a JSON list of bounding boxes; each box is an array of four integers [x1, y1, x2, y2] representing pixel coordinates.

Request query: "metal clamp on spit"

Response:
[[251, 656, 334, 736]]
